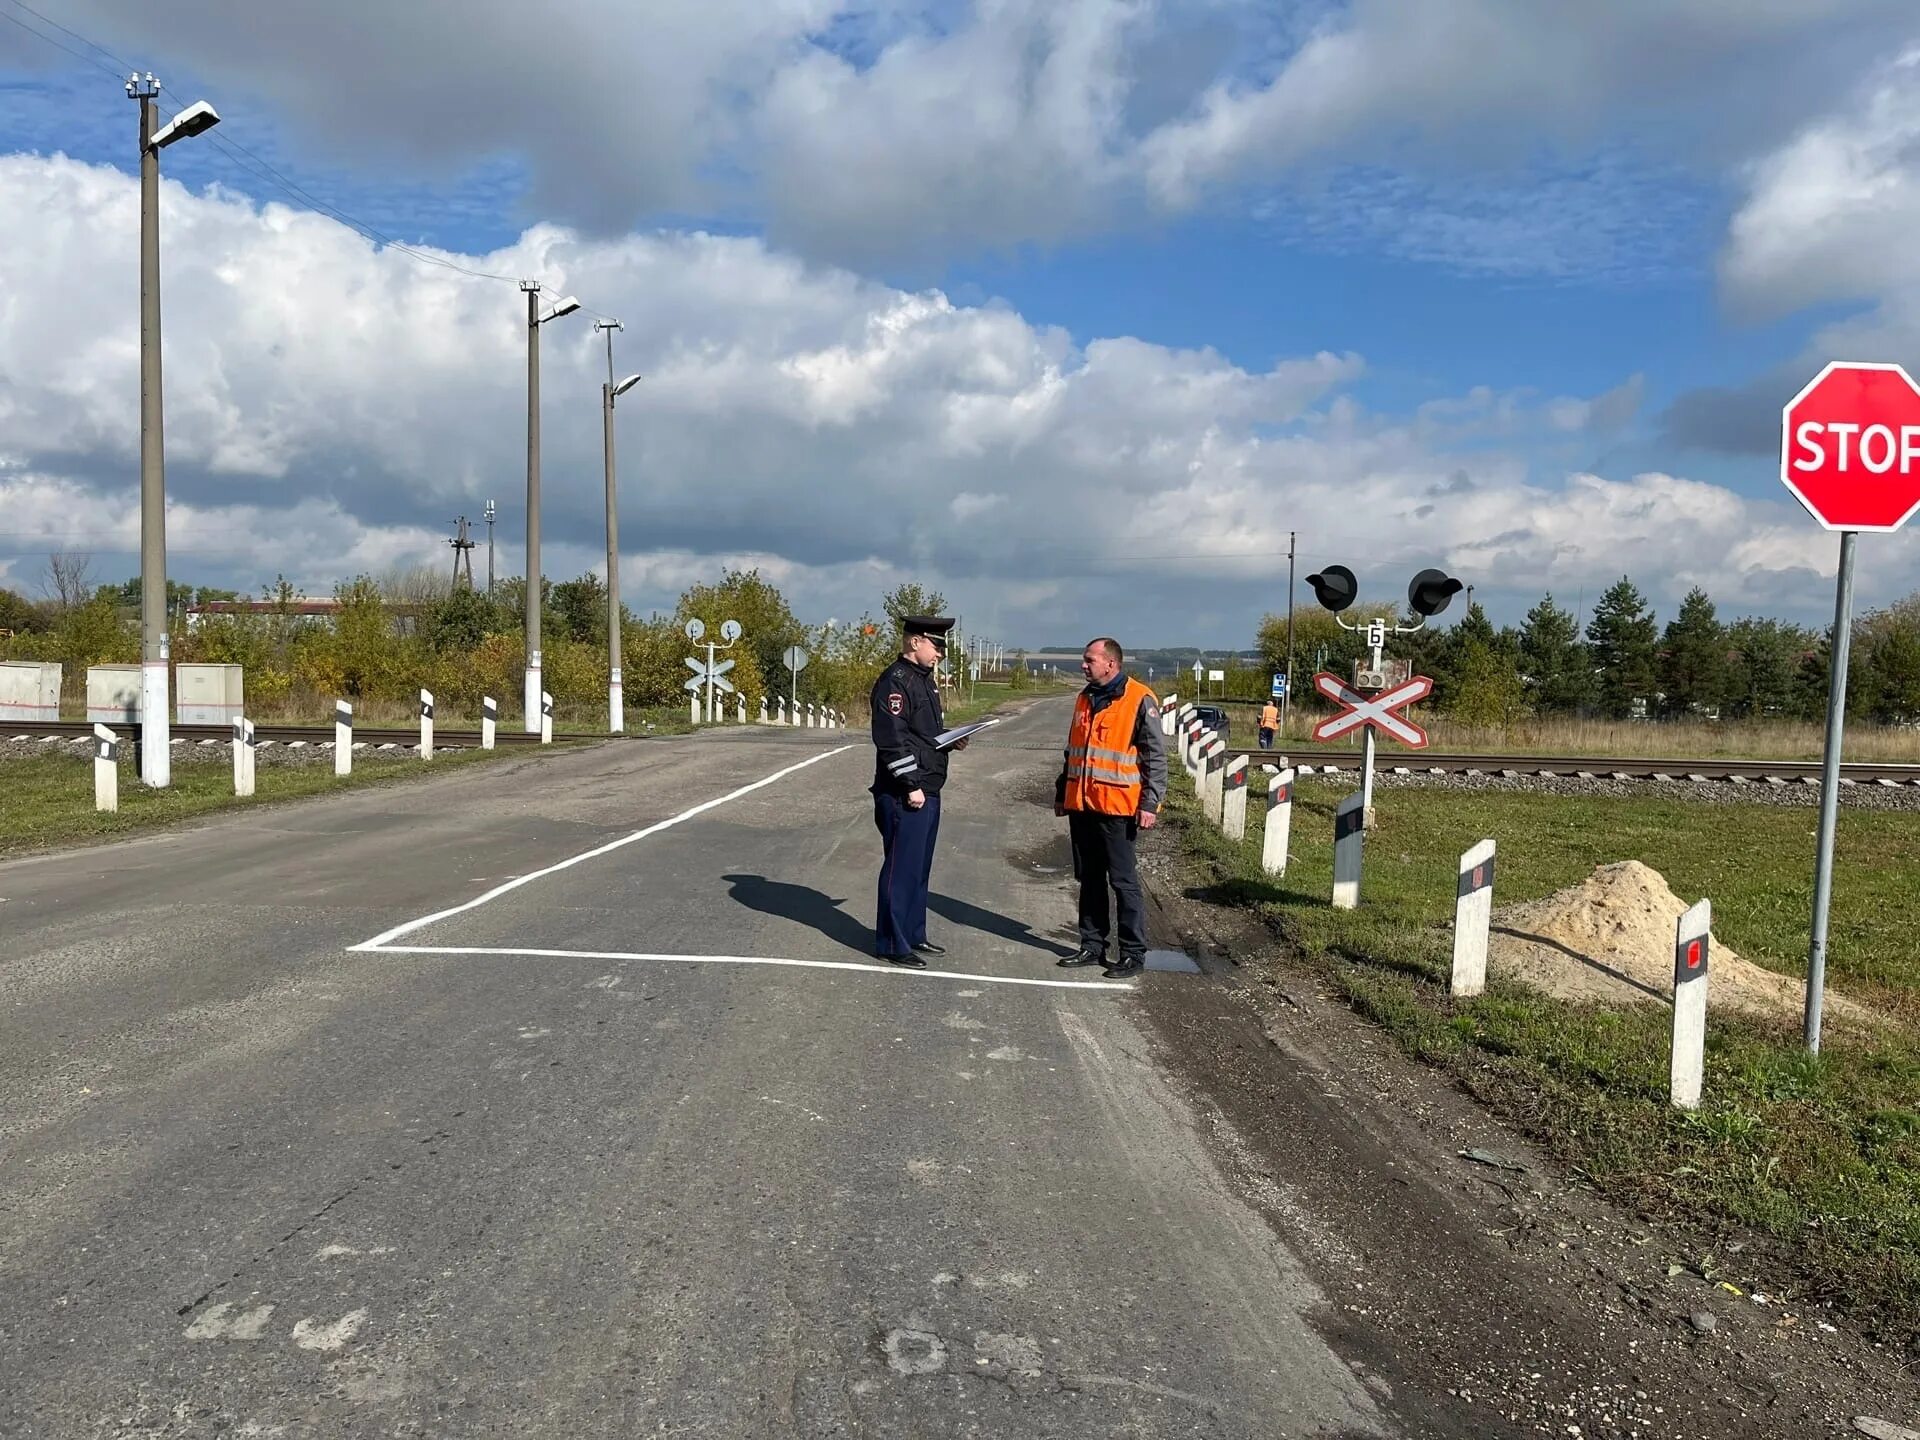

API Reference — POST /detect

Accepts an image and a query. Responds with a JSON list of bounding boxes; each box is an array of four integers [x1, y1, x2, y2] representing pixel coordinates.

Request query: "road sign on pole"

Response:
[[1270, 672, 1287, 699], [1310, 672, 1432, 748], [1780, 361, 1920, 1052]]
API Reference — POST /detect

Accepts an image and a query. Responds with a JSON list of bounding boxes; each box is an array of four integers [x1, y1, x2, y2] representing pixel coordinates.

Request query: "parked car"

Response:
[[1192, 704, 1230, 740]]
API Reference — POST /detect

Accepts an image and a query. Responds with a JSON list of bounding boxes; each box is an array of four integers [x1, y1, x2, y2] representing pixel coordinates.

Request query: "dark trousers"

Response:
[[1258, 726, 1275, 749], [873, 791, 941, 956], [1069, 811, 1146, 959]]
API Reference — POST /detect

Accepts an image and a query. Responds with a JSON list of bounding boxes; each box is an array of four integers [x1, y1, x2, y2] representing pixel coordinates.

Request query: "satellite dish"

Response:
[[684, 618, 706, 641], [720, 619, 742, 643]]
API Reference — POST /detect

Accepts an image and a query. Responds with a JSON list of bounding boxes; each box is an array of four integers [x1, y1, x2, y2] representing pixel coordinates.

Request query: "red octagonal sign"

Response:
[[1782, 361, 1920, 532]]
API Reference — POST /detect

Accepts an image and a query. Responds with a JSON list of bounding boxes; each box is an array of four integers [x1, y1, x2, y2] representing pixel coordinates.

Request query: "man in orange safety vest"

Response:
[[1054, 636, 1167, 978]]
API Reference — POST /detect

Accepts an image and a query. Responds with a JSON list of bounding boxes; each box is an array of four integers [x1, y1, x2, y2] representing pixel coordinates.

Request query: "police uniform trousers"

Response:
[[1068, 811, 1146, 959], [873, 791, 941, 955]]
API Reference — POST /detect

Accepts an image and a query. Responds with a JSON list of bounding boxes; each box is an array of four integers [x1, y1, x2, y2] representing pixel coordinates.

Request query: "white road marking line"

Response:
[[367, 944, 1138, 991], [350, 746, 854, 952], [292, 1308, 368, 1351]]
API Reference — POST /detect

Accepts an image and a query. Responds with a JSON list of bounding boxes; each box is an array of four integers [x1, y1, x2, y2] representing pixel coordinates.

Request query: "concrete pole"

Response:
[[1451, 839, 1496, 997], [1672, 899, 1711, 1109], [1262, 768, 1294, 876], [522, 282, 543, 733], [1282, 530, 1296, 739], [137, 89, 171, 786], [604, 380, 623, 735], [334, 700, 352, 777]]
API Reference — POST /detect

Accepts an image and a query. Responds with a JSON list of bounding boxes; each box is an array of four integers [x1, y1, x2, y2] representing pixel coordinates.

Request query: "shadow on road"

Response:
[[929, 892, 1078, 958], [722, 874, 873, 956]]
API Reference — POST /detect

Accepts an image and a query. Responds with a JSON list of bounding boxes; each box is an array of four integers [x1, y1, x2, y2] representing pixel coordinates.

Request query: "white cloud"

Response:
[[43, 0, 1919, 268], [2, 152, 1912, 642]]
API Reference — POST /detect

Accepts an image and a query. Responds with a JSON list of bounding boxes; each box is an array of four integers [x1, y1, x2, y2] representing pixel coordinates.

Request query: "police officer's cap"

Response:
[[903, 615, 955, 653]]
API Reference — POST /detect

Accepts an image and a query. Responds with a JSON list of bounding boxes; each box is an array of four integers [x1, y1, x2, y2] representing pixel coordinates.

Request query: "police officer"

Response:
[[1055, 636, 1167, 978], [871, 615, 959, 967]]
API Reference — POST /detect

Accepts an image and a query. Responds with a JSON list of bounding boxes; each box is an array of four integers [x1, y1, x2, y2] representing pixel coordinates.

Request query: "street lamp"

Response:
[[520, 281, 582, 731], [128, 73, 220, 788], [595, 319, 642, 734]]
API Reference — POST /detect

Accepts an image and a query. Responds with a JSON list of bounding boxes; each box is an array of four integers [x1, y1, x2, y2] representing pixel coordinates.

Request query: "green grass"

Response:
[[1166, 775, 1920, 1346], [0, 744, 538, 857]]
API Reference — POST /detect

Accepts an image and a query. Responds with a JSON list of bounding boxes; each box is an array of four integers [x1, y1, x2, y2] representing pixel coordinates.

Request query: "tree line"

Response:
[[0, 558, 970, 721], [1252, 576, 1920, 726]]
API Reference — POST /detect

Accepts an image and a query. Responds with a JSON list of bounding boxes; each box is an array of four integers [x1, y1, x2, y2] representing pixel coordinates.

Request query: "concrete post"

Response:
[[760, 696, 769, 724], [419, 688, 434, 761], [1450, 839, 1496, 998], [1262, 767, 1294, 876], [1201, 738, 1227, 823], [1222, 755, 1249, 839], [481, 696, 497, 751], [1671, 899, 1711, 1110], [233, 716, 255, 798], [1160, 694, 1179, 738], [1332, 790, 1364, 909], [690, 695, 700, 725], [541, 691, 554, 745], [334, 700, 352, 777], [736, 694, 746, 724], [93, 723, 118, 813]]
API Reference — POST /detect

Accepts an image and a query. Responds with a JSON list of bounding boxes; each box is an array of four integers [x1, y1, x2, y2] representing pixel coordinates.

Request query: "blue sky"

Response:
[[1, 1, 1917, 643]]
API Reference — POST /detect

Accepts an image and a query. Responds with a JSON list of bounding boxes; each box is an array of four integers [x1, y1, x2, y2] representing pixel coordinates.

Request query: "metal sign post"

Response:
[[1778, 360, 1920, 1052]]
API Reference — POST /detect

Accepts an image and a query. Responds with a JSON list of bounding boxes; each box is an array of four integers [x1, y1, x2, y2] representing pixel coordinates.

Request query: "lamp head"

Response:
[[150, 100, 220, 150], [612, 373, 643, 398], [539, 295, 581, 324]]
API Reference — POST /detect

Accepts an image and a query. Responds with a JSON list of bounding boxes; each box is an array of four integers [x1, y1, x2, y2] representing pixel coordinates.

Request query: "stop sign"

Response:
[[1781, 361, 1920, 531]]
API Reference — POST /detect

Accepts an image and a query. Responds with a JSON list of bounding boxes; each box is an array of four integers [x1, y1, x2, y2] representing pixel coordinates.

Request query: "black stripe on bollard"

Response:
[[1224, 765, 1248, 791], [1457, 854, 1495, 899], [482, 697, 498, 717], [541, 695, 555, 716], [95, 736, 117, 762], [1268, 783, 1291, 808], [1334, 805, 1365, 842], [334, 704, 352, 727], [419, 698, 434, 719], [1674, 931, 1710, 984]]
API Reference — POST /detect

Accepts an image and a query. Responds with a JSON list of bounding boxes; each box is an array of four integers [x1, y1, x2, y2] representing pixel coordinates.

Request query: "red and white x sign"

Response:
[[1311, 672, 1433, 748]]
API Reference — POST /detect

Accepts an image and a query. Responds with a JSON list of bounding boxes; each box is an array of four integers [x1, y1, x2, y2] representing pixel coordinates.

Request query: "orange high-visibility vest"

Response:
[[1063, 677, 1154, 815], [1260, 702, 1280, 729]]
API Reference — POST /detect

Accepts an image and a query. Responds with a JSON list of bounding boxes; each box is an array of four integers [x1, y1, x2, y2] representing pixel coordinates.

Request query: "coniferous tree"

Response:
[[1518, 593, 1590, 714], [1657, 587, 1728, 718], [1586, 577, 1658, 719]]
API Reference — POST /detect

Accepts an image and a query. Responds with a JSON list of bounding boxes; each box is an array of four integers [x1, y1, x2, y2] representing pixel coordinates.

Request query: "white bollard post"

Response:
[[1332, 789, 1364, 909], [1184, 719, 1204, 779], [690, 695, 700, 726], [1671, 899, 1712, 1110], [1160, 694, 1179, 738], [1262, 767, 1294, 876], [233, 717, 256, 798], [93, 723, 118, 813], [1450, 839, 1496, 997], [481, 696, 497, 751], [334, 700, 352, 777], [1201, 737, 1226, 823], [610, 666, 624, 736], [736, 693, 746, 724], [1222, 755, 1249, 839], [759, 696, 769, 724], [541, 691, 554, 745], [419, 688, 435, 761]]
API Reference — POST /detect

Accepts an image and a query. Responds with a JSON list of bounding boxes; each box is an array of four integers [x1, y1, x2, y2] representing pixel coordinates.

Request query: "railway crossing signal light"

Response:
[[1407, 568, 1464, 618], [1305, 564, 1358, 613]]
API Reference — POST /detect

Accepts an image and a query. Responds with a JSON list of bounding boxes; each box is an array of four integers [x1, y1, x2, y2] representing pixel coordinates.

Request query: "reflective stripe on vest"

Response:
[[1063, 678, 1152, 815]]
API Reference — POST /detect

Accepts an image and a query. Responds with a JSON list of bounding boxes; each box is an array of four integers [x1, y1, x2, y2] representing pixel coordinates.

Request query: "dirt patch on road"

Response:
[[1490, 860, 1876, 1025]]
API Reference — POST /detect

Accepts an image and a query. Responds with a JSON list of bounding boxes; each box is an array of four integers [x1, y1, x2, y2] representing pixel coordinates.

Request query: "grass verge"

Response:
[[1164, 774, 1920, 1348], [0, 743, 547, 858]]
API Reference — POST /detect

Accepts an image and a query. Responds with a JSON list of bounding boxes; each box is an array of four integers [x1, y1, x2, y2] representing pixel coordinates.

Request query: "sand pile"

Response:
[[1487, 860, 1867, 1024]]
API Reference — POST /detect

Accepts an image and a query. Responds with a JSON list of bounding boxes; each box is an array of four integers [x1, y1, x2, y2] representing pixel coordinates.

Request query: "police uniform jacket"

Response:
[[870, 655, 949, 796]]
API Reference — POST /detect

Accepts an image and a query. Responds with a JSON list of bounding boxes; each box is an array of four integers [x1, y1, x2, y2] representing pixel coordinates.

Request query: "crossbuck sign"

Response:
[[1311, 671, 1433, 748]]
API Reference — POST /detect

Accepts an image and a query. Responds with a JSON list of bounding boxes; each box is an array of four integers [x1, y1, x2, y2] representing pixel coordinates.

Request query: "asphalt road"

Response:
[[1, 696, 1392, 1438]]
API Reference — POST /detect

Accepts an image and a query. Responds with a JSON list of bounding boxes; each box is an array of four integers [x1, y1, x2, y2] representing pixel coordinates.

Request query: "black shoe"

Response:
[[913, 942, 947, 957], [1057, 949, 1106, 968], [882, 952, 928, 969], [1102, 956, 1145, 978]]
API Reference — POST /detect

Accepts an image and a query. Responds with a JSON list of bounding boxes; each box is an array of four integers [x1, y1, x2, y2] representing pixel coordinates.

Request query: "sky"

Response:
[[1, 0, 1918, 648]]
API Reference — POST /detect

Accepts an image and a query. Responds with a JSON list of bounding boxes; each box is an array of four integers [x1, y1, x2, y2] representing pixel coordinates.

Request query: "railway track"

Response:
[[4, 719, 546, 748]]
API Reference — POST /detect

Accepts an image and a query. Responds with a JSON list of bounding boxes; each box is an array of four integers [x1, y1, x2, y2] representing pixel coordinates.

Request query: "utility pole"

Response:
[[520, 282, 580, 732], [484, 500, 496, 595], [128, 72, 220, 787], [1283, 529, 1297, 738], [597, 320, 641, 735], [449, 515, 476, 589]]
